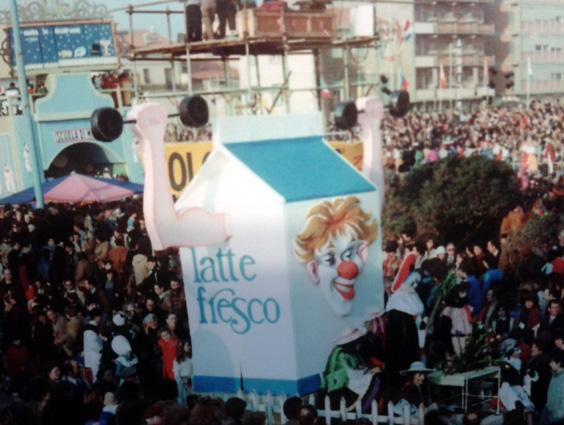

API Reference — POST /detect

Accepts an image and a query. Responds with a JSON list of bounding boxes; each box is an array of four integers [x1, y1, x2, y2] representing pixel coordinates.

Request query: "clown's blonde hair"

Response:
[[294, 196, 377, 263]]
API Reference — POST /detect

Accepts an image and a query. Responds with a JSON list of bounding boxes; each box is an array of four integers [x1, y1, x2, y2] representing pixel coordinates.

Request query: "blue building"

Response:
[[0, 73, 143, 196]]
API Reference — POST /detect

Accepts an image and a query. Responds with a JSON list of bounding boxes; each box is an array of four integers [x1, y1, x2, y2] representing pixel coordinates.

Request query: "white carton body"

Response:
[[175, 113, 384, 394]]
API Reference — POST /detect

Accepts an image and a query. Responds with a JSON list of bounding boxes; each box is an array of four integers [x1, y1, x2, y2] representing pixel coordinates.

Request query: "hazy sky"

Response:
[[10, 0, 187, 39], [107, 0, 187, 39]]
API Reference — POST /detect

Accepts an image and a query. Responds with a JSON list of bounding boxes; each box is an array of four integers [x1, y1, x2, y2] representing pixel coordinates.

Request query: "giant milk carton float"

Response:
[[116, 98, 387, 395]]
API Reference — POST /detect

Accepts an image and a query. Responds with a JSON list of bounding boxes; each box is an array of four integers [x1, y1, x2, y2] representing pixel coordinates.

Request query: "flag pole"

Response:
[[526, 56, 531, 107]]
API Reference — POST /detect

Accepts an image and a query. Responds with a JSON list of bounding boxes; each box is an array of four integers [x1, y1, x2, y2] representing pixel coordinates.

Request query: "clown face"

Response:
[[305, 230, 369, 316]]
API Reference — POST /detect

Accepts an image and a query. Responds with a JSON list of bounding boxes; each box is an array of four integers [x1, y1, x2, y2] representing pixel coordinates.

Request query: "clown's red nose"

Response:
[[337, 261, 359, 279]]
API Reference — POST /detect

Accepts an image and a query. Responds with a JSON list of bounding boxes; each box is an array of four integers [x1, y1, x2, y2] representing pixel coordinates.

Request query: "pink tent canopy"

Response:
[[0, 174, 143, 204], [44, 174, 140, 203]]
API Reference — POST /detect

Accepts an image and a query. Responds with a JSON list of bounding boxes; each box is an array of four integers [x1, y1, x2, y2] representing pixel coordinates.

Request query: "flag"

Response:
[[527, 56, 533, 77], [399, 69, 409, 91], [402, 19, 413, 43], [439, 62, 447, 89]]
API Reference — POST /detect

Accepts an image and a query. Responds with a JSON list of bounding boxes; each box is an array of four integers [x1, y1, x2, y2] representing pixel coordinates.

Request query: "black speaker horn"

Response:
[[334, 101, 358, 130]]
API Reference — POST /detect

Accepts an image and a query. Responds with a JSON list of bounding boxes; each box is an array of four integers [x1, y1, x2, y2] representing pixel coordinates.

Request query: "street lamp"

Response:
[[9, 0, 44, 208]]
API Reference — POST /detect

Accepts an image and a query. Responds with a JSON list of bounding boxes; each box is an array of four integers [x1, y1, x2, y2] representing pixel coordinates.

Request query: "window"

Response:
[[552, 72, 563, 81], [143, 69, 151, 84]]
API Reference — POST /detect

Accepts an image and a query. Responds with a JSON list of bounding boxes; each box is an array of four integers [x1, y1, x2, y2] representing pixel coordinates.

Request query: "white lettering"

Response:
[[54, 128, 93, 144]]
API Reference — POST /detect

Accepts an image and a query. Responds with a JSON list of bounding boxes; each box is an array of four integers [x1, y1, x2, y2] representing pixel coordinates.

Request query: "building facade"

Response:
[[343, 0, 496, 110], [494, 0, 564, 100], [412, 0, 495, 109]]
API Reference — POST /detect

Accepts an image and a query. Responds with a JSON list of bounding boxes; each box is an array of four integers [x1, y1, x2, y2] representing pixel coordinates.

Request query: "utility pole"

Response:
[[9, 0, 44, 208], [448, 42, 453, 110]]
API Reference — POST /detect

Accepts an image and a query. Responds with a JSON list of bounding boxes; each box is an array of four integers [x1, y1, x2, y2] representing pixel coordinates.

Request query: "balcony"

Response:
[[436, 22, 495, 35], [414, 87, 487, 102], [414, 22, 436, 34], [522, 51, 564, 65], [415, 54, 494, 67], [414, 21, 494, 35], [521, 20, 564, 35]]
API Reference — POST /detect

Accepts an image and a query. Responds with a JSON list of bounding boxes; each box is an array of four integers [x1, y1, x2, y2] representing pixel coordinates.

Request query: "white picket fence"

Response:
[[210, 391, 425, 425]]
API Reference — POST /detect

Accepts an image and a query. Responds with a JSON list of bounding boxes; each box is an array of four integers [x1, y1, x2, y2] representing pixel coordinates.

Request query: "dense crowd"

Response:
[[370, 101, 564, 425], [0, 102, 561, 425], [381, 101, 562, 182]]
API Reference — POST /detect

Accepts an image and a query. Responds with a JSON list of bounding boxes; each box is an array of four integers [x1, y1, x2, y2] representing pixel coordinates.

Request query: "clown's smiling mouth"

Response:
[[333, 278, 356, 301]]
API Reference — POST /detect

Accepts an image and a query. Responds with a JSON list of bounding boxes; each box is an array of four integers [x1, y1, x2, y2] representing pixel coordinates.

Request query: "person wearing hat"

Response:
[[395, 361, 437, 417], [498, 338, 535, 416], [322, 327, 382, 411], [111, 335, 139, 384], [385, 270, 424, 395]]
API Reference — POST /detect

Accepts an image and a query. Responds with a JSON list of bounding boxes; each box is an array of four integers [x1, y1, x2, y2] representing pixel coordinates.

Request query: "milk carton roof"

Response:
[[224, 136, 375, 202]]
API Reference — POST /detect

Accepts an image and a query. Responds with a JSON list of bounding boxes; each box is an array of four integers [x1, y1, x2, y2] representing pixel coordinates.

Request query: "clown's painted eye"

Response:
[[341, 247, 354, 261], [323, 253, 335, 266]]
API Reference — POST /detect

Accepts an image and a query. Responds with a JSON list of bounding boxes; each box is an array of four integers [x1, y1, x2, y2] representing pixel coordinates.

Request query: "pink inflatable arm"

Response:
[[356, 97, 385, 211], [129, 103, 229, 250]]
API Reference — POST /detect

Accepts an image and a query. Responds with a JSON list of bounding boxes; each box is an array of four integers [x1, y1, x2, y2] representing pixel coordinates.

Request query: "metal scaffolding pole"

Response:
[[185, 45, 193, 94], [128, 5, 139, 95], [166, 7, 177, 92], [9, 0, 44, 207], [280, 7, 291, 113], [343, 45, 350, 100]]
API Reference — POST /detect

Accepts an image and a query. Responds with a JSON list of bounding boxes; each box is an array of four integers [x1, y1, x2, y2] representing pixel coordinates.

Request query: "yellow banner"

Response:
[[164, 140, 364, 198]]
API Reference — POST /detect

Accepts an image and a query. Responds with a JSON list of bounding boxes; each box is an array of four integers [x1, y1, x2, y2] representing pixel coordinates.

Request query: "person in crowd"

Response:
[[524, 338, 552, 412], [173, 340, 193, 405], [0, 98, 561, 424], [540, 350, 564, 425], [298, 404, 318, 425], [539, 300, 564, 335], [158, 328, 178, 380], [83, 308, 104, 381], [395, 361, 438, 419]]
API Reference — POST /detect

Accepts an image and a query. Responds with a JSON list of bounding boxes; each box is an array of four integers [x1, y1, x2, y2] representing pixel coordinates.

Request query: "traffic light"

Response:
[[380, 74, 391, 95], [488, 66, 497, 89], [505, 71, 515, 89]]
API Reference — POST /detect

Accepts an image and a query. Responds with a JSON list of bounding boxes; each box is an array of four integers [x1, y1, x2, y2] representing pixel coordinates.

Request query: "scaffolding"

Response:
[[119, 0, 380, 117]]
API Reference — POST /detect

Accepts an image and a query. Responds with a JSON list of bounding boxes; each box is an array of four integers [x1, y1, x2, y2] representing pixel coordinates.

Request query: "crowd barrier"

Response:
[[207, 391, 425, 425]]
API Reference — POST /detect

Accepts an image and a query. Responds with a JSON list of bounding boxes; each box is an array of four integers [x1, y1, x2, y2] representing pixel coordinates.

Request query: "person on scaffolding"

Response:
[[186, 0, 203, 41], [216, 0, 238, 38]]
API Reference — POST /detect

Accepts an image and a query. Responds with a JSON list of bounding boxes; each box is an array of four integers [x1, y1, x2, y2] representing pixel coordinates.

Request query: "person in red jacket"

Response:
[[158, 328, 178, 380]]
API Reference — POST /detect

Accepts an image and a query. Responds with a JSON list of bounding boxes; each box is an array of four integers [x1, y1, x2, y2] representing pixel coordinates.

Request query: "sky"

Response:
[[8, 0, 187, 39]]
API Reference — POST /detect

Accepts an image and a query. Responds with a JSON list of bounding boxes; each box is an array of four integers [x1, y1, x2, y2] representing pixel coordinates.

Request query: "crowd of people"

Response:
[[365, 101, 563, 424], [381, 100, 562, 182], [0, 101, 561, 425]]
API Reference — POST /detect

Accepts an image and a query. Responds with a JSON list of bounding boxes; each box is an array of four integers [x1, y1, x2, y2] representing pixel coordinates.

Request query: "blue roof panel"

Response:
[[224, 136, 375, 202]]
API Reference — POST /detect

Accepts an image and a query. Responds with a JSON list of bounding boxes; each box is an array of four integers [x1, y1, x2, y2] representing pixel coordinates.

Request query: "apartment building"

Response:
[[413, 0, 495, 109], [494, 0, 564, 100]]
